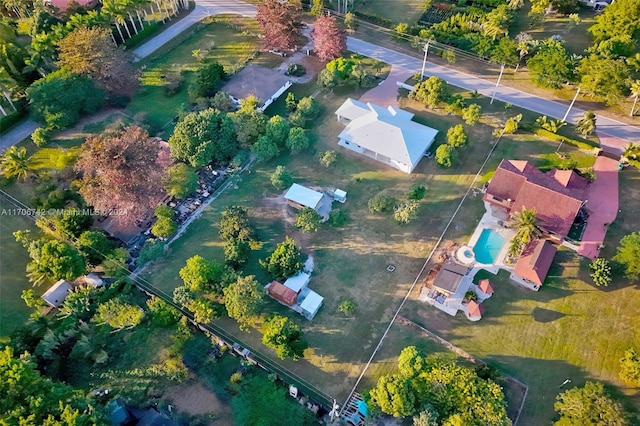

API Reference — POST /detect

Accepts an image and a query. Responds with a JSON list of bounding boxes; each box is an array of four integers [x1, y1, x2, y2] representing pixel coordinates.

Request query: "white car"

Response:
[[579, 0, 612, 10]]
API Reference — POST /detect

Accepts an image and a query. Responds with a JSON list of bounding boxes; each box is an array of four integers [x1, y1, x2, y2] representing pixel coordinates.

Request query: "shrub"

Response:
[[446, 124, 468, 148], [270, 165, 292, 190], [31, 127, 51, 147], [286, 63, 306, 76], [462, 103, 481, 125], [589, 258, 612, 287], [368, 192, 395, 213], [435, 144, 457, 167], [620, 348, 640, 386], [338, 299, 355, 315], [394, 200, 419, 225], [533, 128, 598, 151], [296, 207, 322, 233], [319, 150, 338, 167], [407, 184, 426, 200], [328, 208, 348, 227]]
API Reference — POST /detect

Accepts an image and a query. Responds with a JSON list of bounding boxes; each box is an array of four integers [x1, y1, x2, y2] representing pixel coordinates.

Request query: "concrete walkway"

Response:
[[347, 38, 640, 143], [578, 152, 620, 259]]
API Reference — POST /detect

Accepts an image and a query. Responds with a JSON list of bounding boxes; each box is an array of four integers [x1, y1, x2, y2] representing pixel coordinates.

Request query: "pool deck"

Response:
[[467, 202, 517, 272], [422, 202, 518, 320]]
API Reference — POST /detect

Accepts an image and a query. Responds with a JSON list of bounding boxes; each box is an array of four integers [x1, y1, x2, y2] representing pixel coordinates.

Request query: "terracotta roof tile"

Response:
[[513, 240, 558, 286], [484, 160, 588, 238]]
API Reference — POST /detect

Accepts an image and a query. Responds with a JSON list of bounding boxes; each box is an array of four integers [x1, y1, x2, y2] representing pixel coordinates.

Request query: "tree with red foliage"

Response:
[[75, 126, 168, 224], [311, 15, 346, 61], [256, 0, 301, 51]]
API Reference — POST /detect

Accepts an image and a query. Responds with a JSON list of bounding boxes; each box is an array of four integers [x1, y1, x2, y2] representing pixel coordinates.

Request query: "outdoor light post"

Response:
[[490, 63, 505, 105], [562, 86, 581, 123], [420, 40, 431, 81]]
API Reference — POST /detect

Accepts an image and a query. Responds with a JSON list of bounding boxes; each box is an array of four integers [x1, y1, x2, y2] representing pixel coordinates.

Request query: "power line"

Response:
[[0, 188, 335, 408]]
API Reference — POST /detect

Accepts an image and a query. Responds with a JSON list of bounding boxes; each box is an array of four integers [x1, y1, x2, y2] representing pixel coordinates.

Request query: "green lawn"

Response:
[[354, 0, 427, 24], [394, 167, 640, 425], [140, 64, 603, 408], [128, 16, 280, 133], [0, 196, 39, 337]]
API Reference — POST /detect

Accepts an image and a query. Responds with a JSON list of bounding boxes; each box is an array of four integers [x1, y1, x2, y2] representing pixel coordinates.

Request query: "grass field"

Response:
[[140, 61, 605, 413], [391, 167, 640, 425], [0, 196, 39, 337], [128, 16, 281, 133], [353, 0, 427, 23]]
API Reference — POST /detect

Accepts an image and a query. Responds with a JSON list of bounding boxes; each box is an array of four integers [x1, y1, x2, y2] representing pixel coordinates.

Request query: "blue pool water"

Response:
[[473, 229, 505, 264]]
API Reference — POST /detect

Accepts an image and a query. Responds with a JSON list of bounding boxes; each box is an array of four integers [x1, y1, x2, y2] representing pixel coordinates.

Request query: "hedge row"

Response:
[[531, 128, 599, 151], [352, 11, 394, 28]]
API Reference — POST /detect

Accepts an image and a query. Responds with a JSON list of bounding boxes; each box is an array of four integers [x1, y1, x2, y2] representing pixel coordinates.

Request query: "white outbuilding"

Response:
[[284, 184, 324, 210]]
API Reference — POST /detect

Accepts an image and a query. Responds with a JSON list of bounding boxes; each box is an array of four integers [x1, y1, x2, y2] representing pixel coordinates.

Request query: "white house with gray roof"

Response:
[[335, 98, 438, 174]]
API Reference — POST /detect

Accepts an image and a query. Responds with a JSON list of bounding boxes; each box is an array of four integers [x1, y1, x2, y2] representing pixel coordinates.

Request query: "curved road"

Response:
[[3, 0, 639, 151]]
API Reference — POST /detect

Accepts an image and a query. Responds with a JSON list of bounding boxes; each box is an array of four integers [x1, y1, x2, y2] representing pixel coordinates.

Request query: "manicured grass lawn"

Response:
[[395, 165, 640, 425], [128, 16, 279, 133]]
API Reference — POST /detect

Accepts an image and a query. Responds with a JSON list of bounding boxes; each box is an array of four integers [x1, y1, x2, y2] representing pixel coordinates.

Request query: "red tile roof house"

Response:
[[483, 159, 588, 290]]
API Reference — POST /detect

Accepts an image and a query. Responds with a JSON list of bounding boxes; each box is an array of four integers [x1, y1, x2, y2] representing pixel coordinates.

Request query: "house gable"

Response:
[[483, 160, 588, 238], [336, 99, 438, 173]]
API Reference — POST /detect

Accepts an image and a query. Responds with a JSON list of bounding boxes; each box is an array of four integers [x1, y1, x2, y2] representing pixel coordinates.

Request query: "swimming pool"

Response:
[[473, 229, 505, 264]]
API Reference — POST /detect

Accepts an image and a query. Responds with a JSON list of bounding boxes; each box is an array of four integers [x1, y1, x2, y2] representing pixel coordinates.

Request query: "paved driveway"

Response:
[[578, 146, 620, 259], [359, 66, 413, 107], [347, 38, 640, 143]]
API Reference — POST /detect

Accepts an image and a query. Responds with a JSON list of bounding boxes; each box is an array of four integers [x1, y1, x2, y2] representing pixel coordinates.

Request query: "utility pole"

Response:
[[490, 63, 505, 105], [563, 86, 581, 122], [420, 40, 431, 81]]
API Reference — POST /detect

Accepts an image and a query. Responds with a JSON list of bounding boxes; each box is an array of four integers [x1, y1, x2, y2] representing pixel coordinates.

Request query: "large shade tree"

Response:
[[223, 275, 264, 331], [0, 346, 104, 424], [15, 232, 86, 284], [27, 68, 105, 129], [256, 0, 301, 51], [169, 108, 238, 167], [311, 15, 346, 61], [56, 26, 138, 95], [75, 126, 168, 224], [260, 236, 303, 281], [527, 39, 574, 89], [369, 346, 509, 424], [554, 381, 628, 425], [613, 231, 640, 280], [261, 314, 308, 360]]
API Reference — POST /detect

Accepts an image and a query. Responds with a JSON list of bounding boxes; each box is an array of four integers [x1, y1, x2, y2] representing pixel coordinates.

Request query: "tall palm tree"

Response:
[[103, 0, 129, 42], [630, 80, 640, 117], [576, 110, 596, 137], [510, 207, 543, 245], [0, 146, 31, 181]]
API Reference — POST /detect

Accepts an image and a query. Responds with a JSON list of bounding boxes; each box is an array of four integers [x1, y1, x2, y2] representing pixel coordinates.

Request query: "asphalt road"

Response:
[[347, 37, 640, 148], [4, 1, 639, 150]]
